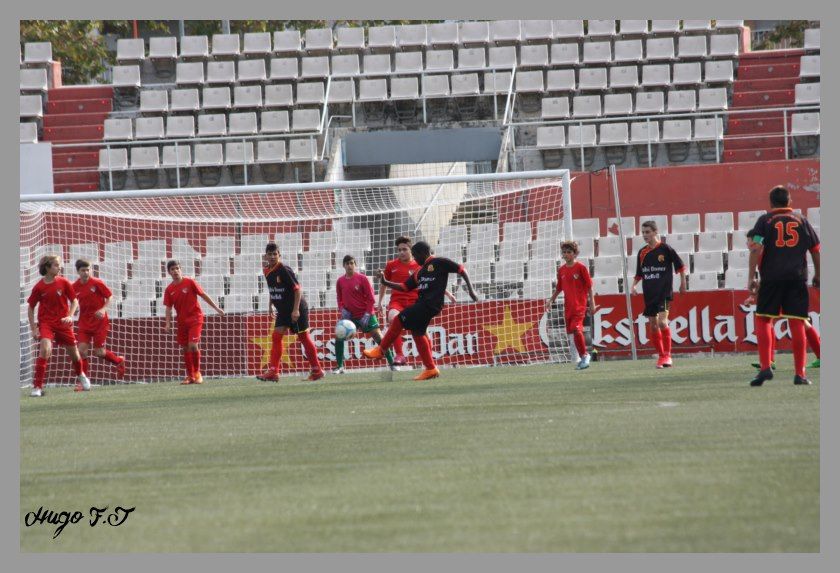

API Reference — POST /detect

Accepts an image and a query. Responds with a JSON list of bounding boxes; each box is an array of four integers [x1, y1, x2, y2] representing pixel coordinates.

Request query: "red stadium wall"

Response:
[[518, 159, 820, 232], [38, 290, 819, 384]]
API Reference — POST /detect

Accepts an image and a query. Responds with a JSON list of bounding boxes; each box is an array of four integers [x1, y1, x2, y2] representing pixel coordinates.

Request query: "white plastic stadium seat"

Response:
[[593, 277, 620, 295], [273, 31, 302, 55], [603, 93, 633, 116], [578, 68, 608, 91], [428, 22, 458, 48], [140, 90, 168, 114], [264, 85, 294, 108], [645, 38, 675, 61], [130, 147, 160, 170], [546, 69, 576, 92], [738, 211, 764, 231], [243, 32, 272, 57], [332, 54, 361, 77], [678, 36, 707, 59], [599, 123, 629, 145], [296, 82, 326, 106], [270, 58, 299, 81], [804, 29, 820, 51], [426, 49, 454, 72], [704, 212, 734, 233], [490, 20, 521, 45], [639, 215, 668, 235], [682, 20, 712, 32], [698, 88, 728, 111], [458, 47, 486, 70], [666, 233, 695, 254], [553, 20, 584, 40], [671, 214, 701, 235], [583, 41, 612, 64], [598, 235, 628, 257], [305, 28, 334, 53], [693, 252, 724, 274], [193, 143, 224, 167], [619, 20, 649, 36], [197, 114, 227, 137], [256, 140, 286, 163], [609, 66, 639, 89], [795, 82, 820, 106], [233, 86, 263, 109], [641, 64, 670, 88], [666, 90, 697, 113], [705, 60, 734, 83], [368, 25, 397, 51], [176, 62, 204, 86], [170, 88, 200, 113], [202, 87, 232, 111], [229, 112, 258, 136], [459, 21, 490, 46], [800, 55, 820, 79], [522, 20, 553, 42], [105, 242, 134, 262], [694, 118, 724, 142], [180, 35, 209, 59], [24, 42, 53, 65], [397, 24, 428, 49], [20, 68, 48, 93], [606, 217, 635, 236], [572, 95, 601, 118], [550, 43, 580, 67], [710, 34, 739, 58], [727, 249, 751, 270], [572, 218, 601, 238], [587, 20, 616, 38], [541, 97, 570, 119], [237, 59, 267, 83], [698, 231, 729, 252], [650, 20, 680, 34], [791, 113, 820, 136], [212, 34, 241, 58], [161, 145, 191, 170], [724, 268, 749, 290], [20, 122, 38, 143], [613, 40, 643, 63], [630, 121, 660, 144], [301, 56, 330, 79], [536, 126, 565, 149], [335, 27, 365, 52], [104, 118, 133, 141], [689, 272, 719, 292], [672, 63, 702, 87], [661, 119, 692, 142]]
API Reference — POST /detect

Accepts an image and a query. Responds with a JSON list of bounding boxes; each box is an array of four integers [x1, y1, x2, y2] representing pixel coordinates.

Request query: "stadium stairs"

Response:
[[41, 86, 113, 193], [724, 49, 803, 163]]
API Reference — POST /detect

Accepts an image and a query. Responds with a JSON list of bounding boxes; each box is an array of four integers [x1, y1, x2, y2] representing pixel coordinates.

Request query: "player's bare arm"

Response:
[[96, 296, 112, 319], [200, 292, 225, 316], [377, 270, 408, 292], [164, 306, 173, 331], [747, 246, 762, 293], [459, 269, 479, 302], [811, 250, 820, 288], [28, 305, 38, 339], [62, 299, 78, 325], [444, 289, 457, 303], [291, 289, 302, 321], [678, 269, 687, 294]]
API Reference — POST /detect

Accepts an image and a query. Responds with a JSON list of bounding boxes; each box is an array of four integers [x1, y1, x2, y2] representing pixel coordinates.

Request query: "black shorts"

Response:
[[757, 280, 809, 320], [643, 297, 671, 318], [398, 301, 440, 335], [274, 299, 310, 333]]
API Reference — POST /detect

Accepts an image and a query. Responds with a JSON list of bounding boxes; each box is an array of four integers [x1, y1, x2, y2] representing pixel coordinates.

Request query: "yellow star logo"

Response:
[[482, 306, 535, 355], [250, 331, 300, 368]]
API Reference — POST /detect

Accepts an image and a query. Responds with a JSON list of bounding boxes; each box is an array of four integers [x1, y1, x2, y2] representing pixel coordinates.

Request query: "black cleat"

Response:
[[751, 361, 777, 370], [793, 375, 812, 386], [750, 368, 774, 387]]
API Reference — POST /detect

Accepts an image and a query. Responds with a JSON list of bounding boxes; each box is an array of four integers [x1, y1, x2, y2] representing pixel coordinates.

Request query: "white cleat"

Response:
[[578, 354, 591, 370], [332, 367, 345, 374], [78, 374, 91, 391], [30, 387, 43, 397]]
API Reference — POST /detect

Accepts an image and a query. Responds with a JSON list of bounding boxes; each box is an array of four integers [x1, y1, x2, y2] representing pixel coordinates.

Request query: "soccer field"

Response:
[[20, 355, 819, 553]]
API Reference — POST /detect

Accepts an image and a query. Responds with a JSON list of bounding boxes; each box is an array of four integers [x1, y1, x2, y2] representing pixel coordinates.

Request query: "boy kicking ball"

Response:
[[545, 241, 597, 370], [334, 255, 394, 373]]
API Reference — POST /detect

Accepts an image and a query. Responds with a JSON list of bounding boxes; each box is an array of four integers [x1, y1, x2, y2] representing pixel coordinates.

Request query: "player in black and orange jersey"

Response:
[[364, 241, 478, 380], [748, 186, 820, 387], [257, 242, 324, 382], [630, 220, 687, 369]]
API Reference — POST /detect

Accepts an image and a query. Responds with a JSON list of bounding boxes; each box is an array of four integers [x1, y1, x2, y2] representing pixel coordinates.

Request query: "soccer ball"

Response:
[[335, 319, 357, 341]]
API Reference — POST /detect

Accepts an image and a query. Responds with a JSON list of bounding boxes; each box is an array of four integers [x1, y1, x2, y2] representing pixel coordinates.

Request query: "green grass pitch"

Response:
[[20, 355, 818, 552]]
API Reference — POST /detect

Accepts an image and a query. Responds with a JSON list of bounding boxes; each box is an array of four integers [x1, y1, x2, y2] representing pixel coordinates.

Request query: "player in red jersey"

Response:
[[545, 241, 597, 370], [364, 241, 478, 380], [256, 242, 324, 382], [163, 260, 224, 385], [376, 236, 456, 366], [26, 255, 89, 397], [72, 259, 126, 384], [334, 255, 394, 373], [748, 186, 820, 387], [630, 220, 687, 369]]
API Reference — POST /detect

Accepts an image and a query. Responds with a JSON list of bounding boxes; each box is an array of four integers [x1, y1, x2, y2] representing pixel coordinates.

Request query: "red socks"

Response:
[[103, 349, 121, 365], [81, 358, 90, 375], [650, 327, 664, 357], [192, 350, 201, 375], [184, 351, 195, 378], [269, 330, 283, 371], [72, 360, 82, 376], [755, 315, 774, 371], [297, 332, 321, 372], [379, 315, 404, 352], [394, 336, 405, 358], [34, 357, 47, 389], [571, 329, 587, 358], [806, 324, 820, 359], [661, 326, 672, 356], [790, 319, 807, 378], [412, 334, 436, 370]]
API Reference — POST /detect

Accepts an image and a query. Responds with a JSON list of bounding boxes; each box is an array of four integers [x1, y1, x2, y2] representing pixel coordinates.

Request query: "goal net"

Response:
[[19, 169, 572, 387]]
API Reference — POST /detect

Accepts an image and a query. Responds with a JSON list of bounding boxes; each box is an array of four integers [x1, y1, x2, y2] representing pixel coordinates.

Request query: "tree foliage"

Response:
[[753, 20, 816, 50]]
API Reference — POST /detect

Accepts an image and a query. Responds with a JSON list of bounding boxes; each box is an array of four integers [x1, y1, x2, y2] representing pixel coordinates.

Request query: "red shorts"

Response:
[[77, 316, 110, 347], [565, 312, 585, 334], [387, 301, 407, 315], [39, 321, 77, 346], [176, 319, 204, 347]]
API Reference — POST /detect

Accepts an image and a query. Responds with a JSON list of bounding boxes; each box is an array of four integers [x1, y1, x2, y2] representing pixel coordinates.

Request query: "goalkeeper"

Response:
[[334, 255, 394, 373]]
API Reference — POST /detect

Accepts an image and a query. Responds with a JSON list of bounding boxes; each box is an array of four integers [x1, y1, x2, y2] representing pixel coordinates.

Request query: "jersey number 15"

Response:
[[774, 221, 799, 247]]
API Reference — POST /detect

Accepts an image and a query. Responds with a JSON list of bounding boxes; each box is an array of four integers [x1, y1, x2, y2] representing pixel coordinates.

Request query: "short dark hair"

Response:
[[746, 229, 757, 239], [560, 241, 579, 255], [265, 242, 279, 254], [75, 258, 92, 271], [641, 220, 658, 233], [769, 185, 791, 208], [411, 241, 431, 262], [342, 254, 355, 266], [395, 236, 411, 247], [166, 260, 181, 272]]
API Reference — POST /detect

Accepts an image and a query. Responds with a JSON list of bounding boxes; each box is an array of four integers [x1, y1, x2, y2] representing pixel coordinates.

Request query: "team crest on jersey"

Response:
[[90, 286, 96, 292], [182, 288, 188, 294], [573, 274, 579, 279], [658, 254, 665, 262], [56, 290, 62, 296], [427, 264, 434, 272], [276, 276, 281, 283]]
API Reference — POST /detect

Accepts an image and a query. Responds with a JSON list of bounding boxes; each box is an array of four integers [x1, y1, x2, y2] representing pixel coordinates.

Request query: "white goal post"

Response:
[[19, 169, 573, 386]]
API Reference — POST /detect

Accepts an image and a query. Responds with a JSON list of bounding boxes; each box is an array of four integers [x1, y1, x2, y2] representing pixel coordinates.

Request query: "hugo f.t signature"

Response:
[[24, 505, 135, 539]]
